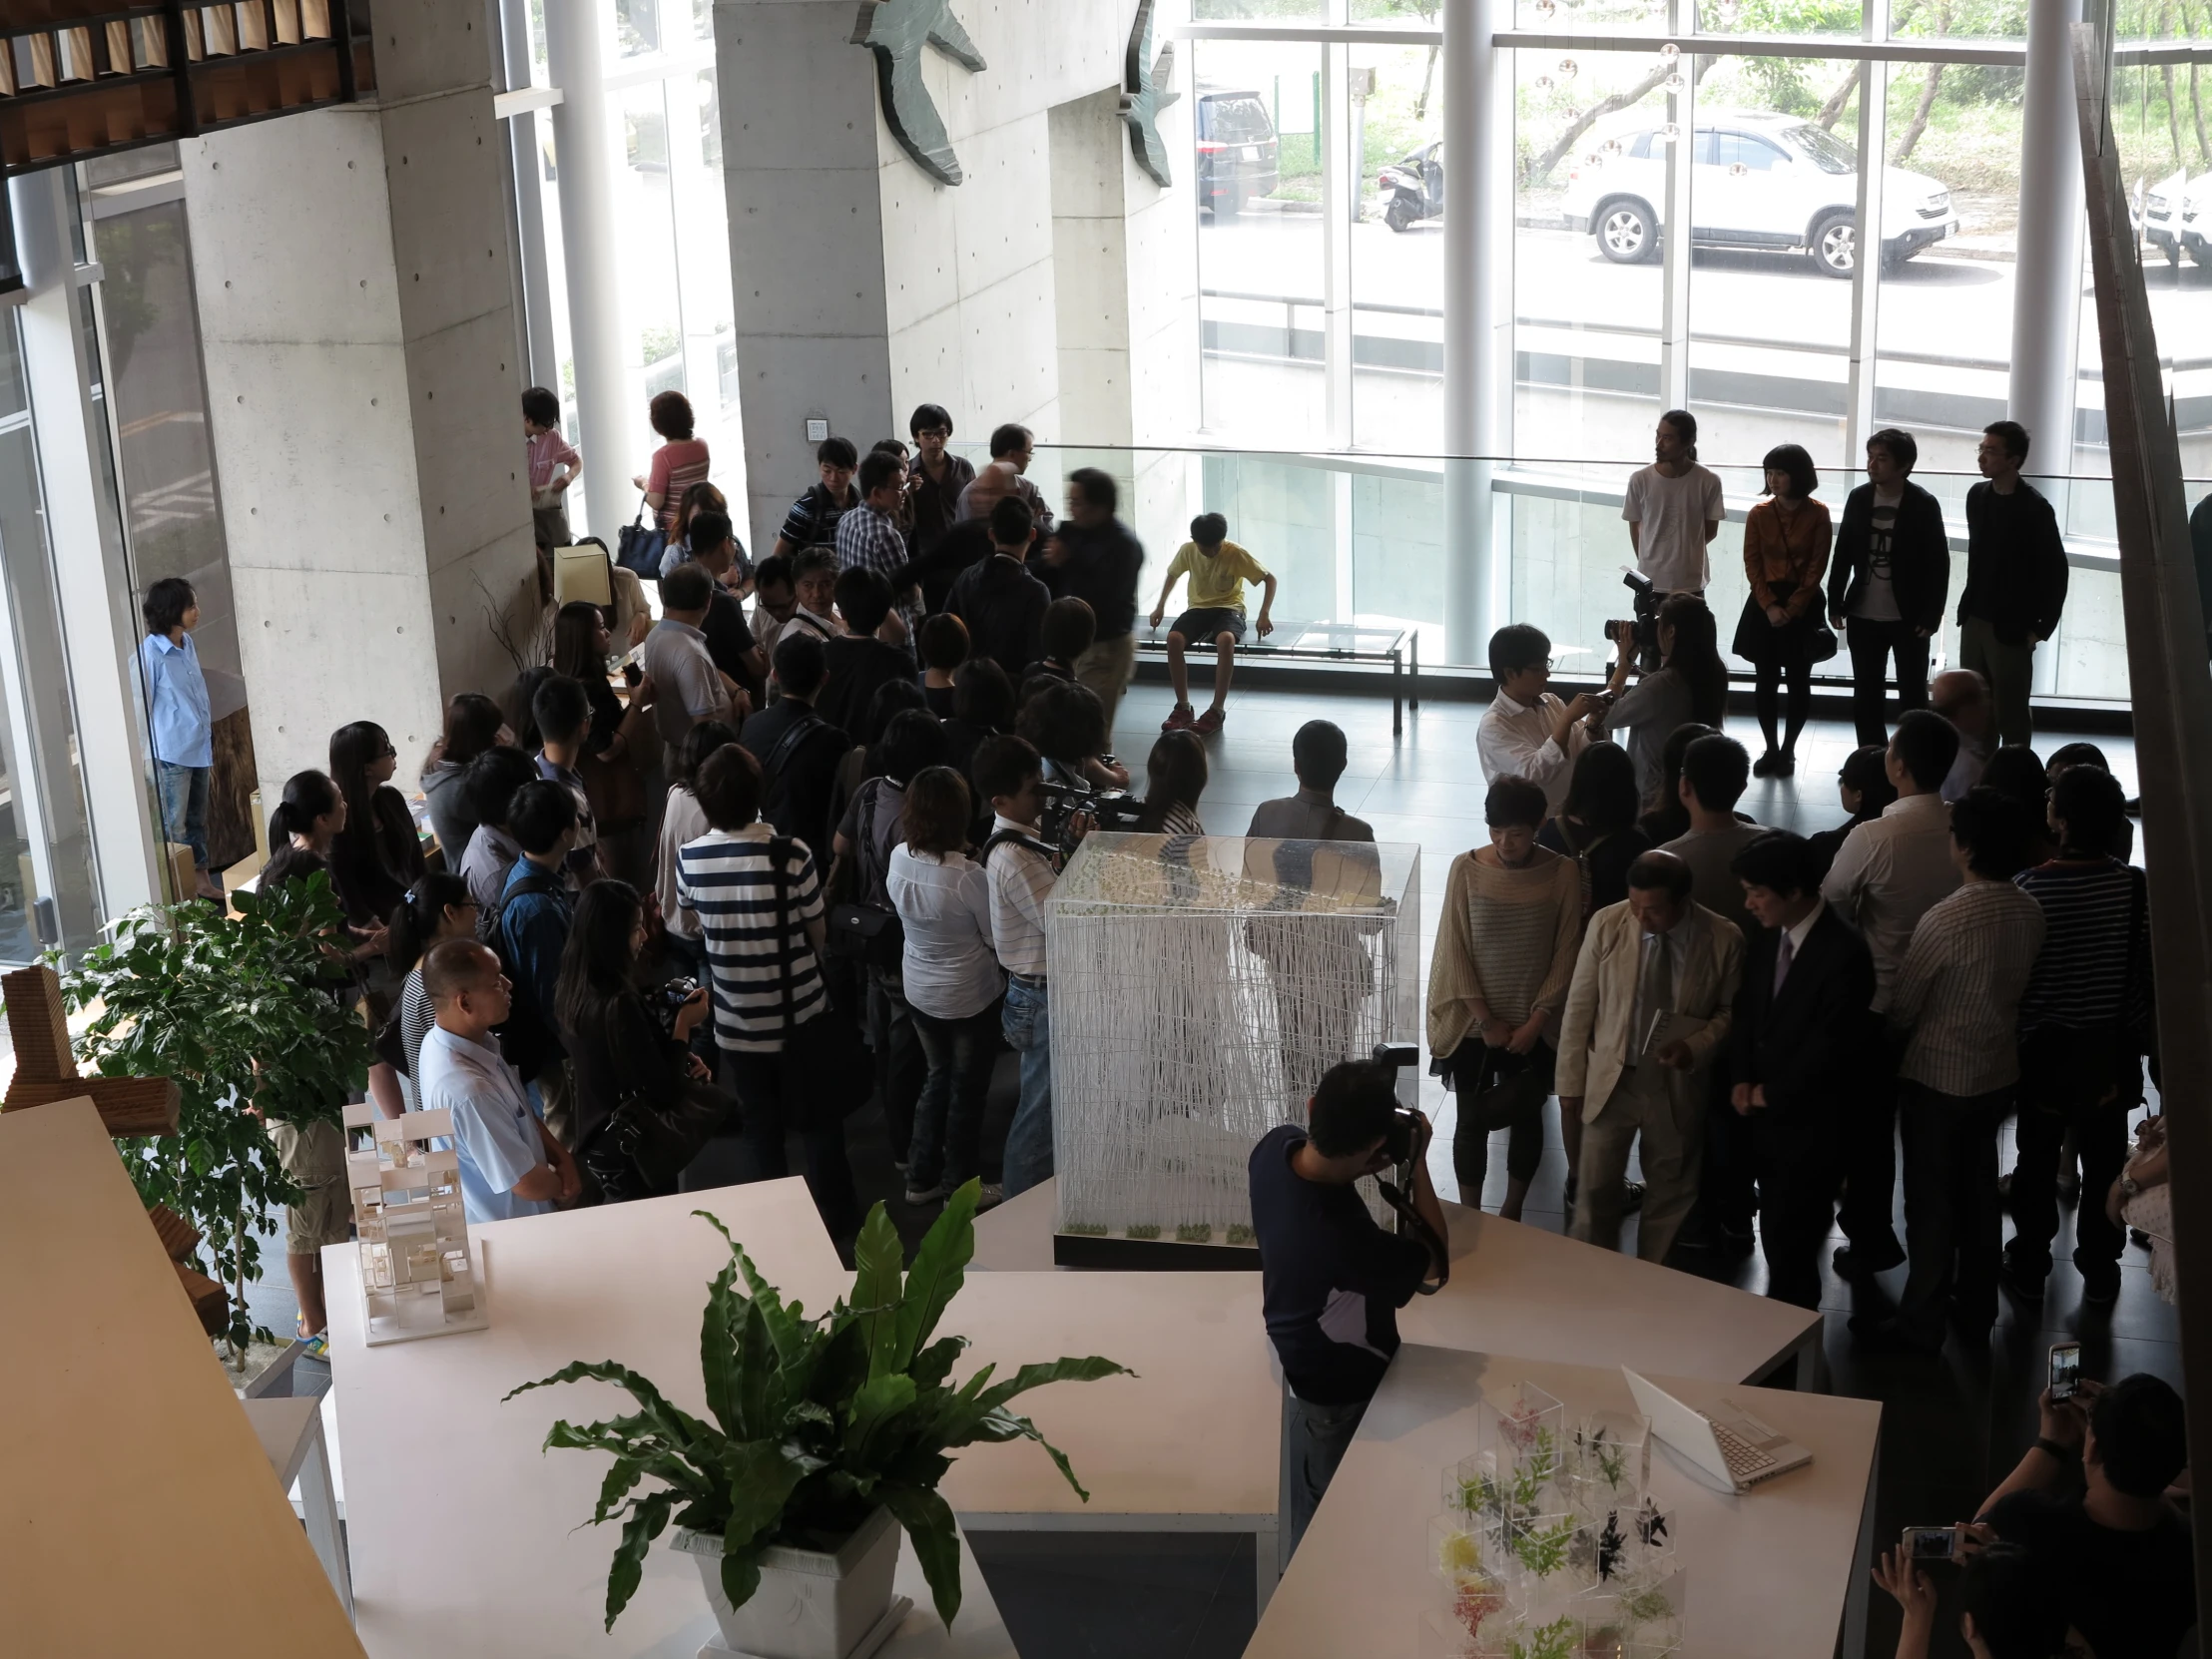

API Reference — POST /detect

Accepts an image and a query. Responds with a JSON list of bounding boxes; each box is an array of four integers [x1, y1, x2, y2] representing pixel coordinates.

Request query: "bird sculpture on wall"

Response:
[[1118, 0, 1181, 189], [850, 0, 987, 187]]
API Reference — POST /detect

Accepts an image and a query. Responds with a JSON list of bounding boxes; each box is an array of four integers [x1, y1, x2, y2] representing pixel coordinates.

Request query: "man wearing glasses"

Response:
[[904, 402, 974, 568], [1477, 624, 1605, 817]]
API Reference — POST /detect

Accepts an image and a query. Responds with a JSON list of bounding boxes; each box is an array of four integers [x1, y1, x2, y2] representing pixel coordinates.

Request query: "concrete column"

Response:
[[2011, 0, 2086, 481], [546, 0, 634, 544], [183, 9, 534, 801], [1658, 3, 1693, 413], [10, 171, 160, 922], [1050, 90, 1135, 451], [717, 0, 894, 555], [1443, 0, 1503, 663]]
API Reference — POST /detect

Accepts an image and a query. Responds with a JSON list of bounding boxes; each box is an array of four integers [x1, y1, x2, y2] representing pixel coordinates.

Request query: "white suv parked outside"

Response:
[[1559, 110, 1960, 277], [2142, 169, 2212, 266]]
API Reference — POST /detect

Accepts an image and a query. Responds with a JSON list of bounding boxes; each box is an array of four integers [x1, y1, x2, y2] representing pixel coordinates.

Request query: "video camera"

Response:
[[1603, 570, 1662, 670], [1036, 757, 1144, 856]]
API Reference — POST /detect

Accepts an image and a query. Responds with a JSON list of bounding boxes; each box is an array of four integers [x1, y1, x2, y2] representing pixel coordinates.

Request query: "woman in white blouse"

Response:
[[886, 767, 1006, 1211]]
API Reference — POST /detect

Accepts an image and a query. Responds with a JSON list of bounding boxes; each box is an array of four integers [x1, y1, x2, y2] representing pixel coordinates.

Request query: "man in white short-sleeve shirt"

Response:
[[414, 939, 578, 1225], [1623, 410, 1727, 596]]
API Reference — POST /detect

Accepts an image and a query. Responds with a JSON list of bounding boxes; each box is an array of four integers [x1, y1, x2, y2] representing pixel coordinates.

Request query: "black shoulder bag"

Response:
[[827, 780, 906, 970], [586, 998, 737, 1197]]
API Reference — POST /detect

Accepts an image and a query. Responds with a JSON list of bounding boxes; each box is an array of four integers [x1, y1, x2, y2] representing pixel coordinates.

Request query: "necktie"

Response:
[[1637, 930, 1675, 1055], [1774, 928, 1795, 997]]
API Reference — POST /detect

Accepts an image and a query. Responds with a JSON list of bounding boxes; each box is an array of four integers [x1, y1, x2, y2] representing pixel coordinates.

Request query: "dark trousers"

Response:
[[1897, 1082, 2010, 1346], [720, 1046, 861, 1241], [1754, 660, 1813, 757], [1701, 1067, 1759, 1241], [1845, 617, 1932, 748], [2007, 1031, 2139, 1280], [1838, 1042, 1905, 1260], [1446, 1043, 1551, 1202], [866, 969, 928, 1168], [1282, 1391, 1370, 1558], [1750, 1108, 1843, 1309], [907, 1001, 1002, 1191]]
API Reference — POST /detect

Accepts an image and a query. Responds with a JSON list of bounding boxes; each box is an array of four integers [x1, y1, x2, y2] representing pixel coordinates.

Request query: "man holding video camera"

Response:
[[1250, 1058, 1449, 1555]]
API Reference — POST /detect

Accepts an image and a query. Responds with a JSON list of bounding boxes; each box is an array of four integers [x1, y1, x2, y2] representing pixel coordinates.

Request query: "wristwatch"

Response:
[[2120, 1174, 2144, 1200]]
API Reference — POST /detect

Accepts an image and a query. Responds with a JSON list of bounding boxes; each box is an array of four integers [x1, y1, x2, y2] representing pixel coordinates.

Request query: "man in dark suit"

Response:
[[1728, 830, 1878, 1309]]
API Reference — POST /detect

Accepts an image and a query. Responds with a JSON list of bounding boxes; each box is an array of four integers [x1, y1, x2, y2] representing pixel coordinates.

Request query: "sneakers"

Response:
[[1195, 706, 1226, 735], [1162, 704, 1196, 733], [974, 1182, 1006, 1213], [1999, 1248, 2048, 1303], [903, 1181, 950, 1206], [2079, 1263, 2122, 1306]]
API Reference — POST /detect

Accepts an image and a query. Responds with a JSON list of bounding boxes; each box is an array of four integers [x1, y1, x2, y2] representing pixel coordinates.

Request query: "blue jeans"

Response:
[[907, 1001, 1001, 1191], [1000, 977, 1053, 1197], [155, 761, 211, 871]]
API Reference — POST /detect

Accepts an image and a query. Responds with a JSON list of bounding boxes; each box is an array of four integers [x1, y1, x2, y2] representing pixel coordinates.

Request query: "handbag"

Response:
[[768, 835, 875, 1128], [579, 743, 648, 833], [615, 492, 668, 580], [585, 1002, 737, 1194], [1454, 1044, 1555, 1133], [827, 781, 906, 970]]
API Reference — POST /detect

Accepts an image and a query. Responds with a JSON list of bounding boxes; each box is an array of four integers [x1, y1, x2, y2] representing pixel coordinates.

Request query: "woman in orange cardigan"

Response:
[[1732, 443, 1834, 778]]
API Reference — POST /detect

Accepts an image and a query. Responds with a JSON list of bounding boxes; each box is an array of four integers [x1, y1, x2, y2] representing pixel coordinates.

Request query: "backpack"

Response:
[[758, 711, 830, 838], [487, 863, 569, 1079], [826, 778, 905, 971]]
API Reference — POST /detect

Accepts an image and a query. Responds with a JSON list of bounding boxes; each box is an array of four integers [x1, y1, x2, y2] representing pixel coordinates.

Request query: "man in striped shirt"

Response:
[[675, 743, 857, 1234], [834, 449, 921, 646], [974, 735, 1070, 1198], [1862, 787, 2045, 1354], [2003, 765, 2152, 1308]]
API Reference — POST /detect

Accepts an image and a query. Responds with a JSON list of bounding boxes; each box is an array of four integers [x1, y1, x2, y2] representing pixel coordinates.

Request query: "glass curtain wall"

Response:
[[501, 0, 743, 537], [1174, 0, 2206, 701]]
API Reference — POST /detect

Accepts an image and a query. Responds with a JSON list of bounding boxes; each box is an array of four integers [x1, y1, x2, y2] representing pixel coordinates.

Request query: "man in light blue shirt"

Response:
[[414, 939, 578, 1224], [138, 577, 218, 899]]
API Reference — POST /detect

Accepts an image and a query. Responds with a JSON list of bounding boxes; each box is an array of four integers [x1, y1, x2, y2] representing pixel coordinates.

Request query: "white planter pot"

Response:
[[673, 1507, 901, 1659]]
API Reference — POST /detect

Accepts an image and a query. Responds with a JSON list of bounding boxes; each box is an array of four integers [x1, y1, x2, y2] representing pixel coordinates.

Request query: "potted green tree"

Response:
[[58, 873, 371, 1362], [507, 1184, 1128, 1658]]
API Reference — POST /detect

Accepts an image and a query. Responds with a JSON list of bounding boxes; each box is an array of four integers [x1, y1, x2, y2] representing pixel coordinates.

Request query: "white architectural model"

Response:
[[1047, 832, 1419, 1245], [343, 1102, 488, 1344]]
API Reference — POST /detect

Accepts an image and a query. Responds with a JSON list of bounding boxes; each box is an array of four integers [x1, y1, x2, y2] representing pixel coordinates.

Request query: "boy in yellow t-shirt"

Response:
[[1148, 512, 1277, 735]]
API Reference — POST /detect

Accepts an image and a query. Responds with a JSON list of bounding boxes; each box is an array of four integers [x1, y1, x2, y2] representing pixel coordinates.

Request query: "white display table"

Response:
[[1248, 1344, 1883, 1659], [324, 1179, 1011, 1658], [972, 1182, 1826, 1386], [0, 1100, 363, 1656]]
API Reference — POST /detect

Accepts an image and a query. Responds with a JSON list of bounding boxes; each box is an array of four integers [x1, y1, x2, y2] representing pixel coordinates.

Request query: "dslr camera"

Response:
[[1372, 1042, 1425, 1165], [1036, 759, 1144, 856], [1603, 570, 1662, 670], [653, 975, 701, 1037]]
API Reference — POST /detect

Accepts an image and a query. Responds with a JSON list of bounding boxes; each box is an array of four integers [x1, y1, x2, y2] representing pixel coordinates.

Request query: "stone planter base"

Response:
[[673, 1507, 902, 1659]]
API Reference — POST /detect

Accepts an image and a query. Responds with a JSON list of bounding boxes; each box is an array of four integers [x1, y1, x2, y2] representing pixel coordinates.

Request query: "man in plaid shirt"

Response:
[[834, 449, 922, 648]]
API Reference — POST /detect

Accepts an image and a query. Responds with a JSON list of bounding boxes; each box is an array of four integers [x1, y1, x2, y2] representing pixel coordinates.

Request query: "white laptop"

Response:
[[1623, 1368, 1814, 1492]]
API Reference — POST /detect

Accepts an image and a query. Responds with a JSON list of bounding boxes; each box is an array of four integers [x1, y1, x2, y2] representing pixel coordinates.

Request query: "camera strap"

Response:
[[1374, 1171, 1449, 1294]]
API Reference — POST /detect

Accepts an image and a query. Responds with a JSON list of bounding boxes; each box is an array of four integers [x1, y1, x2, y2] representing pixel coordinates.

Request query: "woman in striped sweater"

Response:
[[1427, 775, 1584, 1221]]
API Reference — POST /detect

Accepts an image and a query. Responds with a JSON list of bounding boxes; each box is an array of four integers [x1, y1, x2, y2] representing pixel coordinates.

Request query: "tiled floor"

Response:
[[262, 676, 2166, 1659]]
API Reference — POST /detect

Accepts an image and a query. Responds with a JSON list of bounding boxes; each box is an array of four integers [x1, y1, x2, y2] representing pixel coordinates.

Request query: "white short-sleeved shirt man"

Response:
[[416, 1022, 552, 1224], [1623, 463, 1726, 595]]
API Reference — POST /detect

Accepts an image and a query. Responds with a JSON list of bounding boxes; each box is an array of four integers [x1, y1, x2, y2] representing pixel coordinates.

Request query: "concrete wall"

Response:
[[719, 0, 1200, 554], [183, 11, 533, 799]]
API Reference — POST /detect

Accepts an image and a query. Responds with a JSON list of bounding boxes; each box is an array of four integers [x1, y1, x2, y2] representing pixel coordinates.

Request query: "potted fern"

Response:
[[506, 1183, 1129, 1658]]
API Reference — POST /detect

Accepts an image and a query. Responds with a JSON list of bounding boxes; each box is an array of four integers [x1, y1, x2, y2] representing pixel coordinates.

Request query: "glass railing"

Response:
[[949, 441, 2186, 707]]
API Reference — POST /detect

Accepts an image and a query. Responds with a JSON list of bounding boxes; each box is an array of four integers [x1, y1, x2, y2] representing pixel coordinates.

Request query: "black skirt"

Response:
[[1732, 579, 1831, 669]]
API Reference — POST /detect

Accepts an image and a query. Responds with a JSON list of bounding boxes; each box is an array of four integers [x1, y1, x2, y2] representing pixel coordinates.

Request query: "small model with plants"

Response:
[[58, 873, 371, 1360], [507, 1183, 1130, 1631]]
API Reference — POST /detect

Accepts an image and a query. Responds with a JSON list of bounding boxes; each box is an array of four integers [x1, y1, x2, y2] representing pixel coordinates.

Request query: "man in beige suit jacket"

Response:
[[1556, 849, 1745, 1264]]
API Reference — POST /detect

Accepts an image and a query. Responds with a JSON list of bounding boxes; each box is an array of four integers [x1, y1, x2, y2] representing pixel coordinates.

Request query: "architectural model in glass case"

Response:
[[1046, 832, 1419, 1258]]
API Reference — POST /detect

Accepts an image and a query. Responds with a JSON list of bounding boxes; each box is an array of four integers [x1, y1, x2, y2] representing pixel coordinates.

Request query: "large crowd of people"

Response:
[[141, 384, 2191, 1649]]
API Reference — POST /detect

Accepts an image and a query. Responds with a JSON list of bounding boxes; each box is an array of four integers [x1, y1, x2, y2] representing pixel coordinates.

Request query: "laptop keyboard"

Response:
[[1713, 1421, 1779, 1480]]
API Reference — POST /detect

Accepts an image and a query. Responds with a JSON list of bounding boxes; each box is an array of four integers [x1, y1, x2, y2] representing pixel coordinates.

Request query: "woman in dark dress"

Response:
[[1538, 740, 1651, 920]]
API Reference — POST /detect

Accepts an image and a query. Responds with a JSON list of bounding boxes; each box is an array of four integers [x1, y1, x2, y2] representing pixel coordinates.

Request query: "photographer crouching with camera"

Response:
[[1250, 1054, 1449, 1556], [1015, 679, 1143, 854]]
